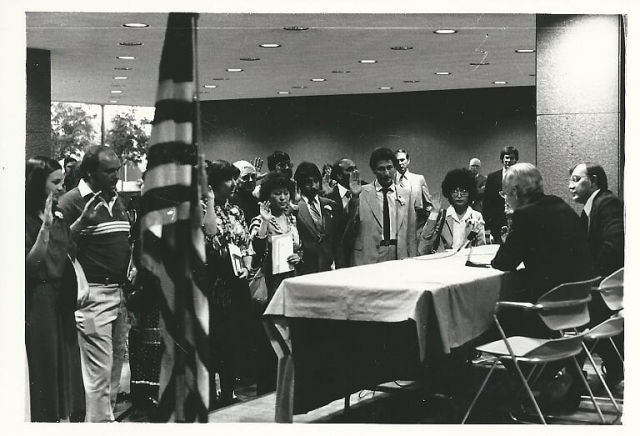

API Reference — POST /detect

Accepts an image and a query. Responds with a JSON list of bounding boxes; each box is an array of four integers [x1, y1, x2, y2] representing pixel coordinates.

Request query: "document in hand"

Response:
[[271, 233, 295, 275]]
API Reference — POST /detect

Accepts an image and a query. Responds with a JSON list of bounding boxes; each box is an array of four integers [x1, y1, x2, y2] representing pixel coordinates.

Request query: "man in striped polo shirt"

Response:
[[59, 145, 131, 422]]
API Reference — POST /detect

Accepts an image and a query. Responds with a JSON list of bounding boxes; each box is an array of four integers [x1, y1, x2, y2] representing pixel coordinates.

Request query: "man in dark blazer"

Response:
[[569, 162, 624, 386], [483, 146, 519, 243], [469, 158, 487, 213], [294, 162, 339, 275]]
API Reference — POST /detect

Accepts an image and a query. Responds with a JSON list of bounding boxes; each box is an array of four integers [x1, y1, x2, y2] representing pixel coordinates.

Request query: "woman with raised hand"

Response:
[[25, 156, 101, 422]]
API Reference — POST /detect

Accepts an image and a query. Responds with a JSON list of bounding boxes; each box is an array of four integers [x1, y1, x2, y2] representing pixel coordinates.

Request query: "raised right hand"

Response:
[[79, 191, 105, 224], [259, 201, 273, 221], [42, 192, 54, 228], [430, 191, 442, 214], [349, 169, 362, 197]]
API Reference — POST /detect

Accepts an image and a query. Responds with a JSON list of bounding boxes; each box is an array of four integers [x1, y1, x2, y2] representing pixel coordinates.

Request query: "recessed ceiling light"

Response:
[[359, 60, 377, 64], [390, 46, 413, 50], [111, 90, 123, 94], [212, 77, 230, 81], [118, 42, 144, 46], [203, 85, 217, 89], [110, 100, 118, 103], [292, 86, 307, 89], [529, 74, 536, 77], [240, 57, 260, 61], [113, 76, 128, 80], [122, 23, 149, 28], [278, 91, 290, 95], [114, 67, 132, 71], [310, 78, 326, 82], [469, 62, 490, 66], [283, 26, 309, 31], [379, 86, 393, 90], [435, 72, 451, 75], [434, 29, 457, 34], [493, 81, 508, 85], [403, 80, 420, 83], [515, 49, 536, 53], [332, 70, 350, 74], [226, 68, 243, 72], [260, 43, 281, 48], [116, 56, 136, 60]]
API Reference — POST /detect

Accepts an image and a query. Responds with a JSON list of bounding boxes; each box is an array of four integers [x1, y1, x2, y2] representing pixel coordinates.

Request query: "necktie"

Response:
[[309, 199, 323, 231], [580, 210, 589, 234], [382, 187, 391, 241], [344, 190, 352, 212]]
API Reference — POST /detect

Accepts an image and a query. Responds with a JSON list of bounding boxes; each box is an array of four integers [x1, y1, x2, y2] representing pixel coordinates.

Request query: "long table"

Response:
[[263, 245, 524, 422]]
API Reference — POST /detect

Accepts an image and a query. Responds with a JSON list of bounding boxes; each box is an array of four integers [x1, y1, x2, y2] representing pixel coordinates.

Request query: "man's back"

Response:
[[588, 190, 624, 277]]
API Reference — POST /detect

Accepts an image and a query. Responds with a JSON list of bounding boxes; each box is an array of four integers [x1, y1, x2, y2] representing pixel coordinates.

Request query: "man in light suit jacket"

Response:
[[469, 158, 487, 213], [350, 148, 418, 266], [294, 162, 339, 275], [325, 158, 359, 269], [395, 149, 432, 234], [569, 162, 624, 386]]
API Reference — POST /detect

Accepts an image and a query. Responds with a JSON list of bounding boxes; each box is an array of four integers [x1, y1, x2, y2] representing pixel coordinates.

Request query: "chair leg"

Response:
[[461, 359, 498, 423], [581, 343, 621, 415], [511, 360, 546, 424], [571, 356, 606, 424], [609, 337, 624, 370]]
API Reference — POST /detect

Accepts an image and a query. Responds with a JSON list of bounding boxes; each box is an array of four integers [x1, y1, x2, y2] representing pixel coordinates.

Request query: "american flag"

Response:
[[139, 12, 210, 422]]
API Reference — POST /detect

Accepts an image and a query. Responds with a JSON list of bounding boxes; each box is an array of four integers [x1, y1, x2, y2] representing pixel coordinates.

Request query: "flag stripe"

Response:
[[149, 120, 193, 148], [156, 85, 194, 108], [146, 141, 198, 168], [142, 163, 192, 193]]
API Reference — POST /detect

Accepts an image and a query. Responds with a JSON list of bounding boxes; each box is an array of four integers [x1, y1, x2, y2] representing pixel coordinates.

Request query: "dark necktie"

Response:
[[382, 187, 391, 241], [580, 210, 589, 234], [309, 199, 323, 231]]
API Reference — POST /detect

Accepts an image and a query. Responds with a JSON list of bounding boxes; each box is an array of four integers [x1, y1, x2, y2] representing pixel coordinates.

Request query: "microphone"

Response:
[[464, 231, 489, 268]]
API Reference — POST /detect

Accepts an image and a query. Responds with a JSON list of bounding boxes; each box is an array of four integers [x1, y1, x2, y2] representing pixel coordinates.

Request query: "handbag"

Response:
[[248, 267, 268, 305]]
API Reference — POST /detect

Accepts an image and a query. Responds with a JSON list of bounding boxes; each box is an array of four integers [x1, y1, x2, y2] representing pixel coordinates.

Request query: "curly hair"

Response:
[[206, 159, 240, 190], [441, 168, 478, 203], [25, 156, 62, 216], [293, 161, 321, 185], [369, 147, 398, 171], [259, 171, 295, 202]]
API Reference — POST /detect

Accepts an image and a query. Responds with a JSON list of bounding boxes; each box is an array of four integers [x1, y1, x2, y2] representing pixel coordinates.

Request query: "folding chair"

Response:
[[461, 277, 605, 424]]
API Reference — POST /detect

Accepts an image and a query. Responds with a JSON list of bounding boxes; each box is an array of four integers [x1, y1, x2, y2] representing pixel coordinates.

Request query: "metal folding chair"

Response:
[[461, 277, 605, 424]]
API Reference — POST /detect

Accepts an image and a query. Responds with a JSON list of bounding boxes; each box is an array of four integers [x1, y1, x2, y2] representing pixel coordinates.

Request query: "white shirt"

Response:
[[583, 189, 601, 218], [374, 180, 398, 240], [337, 183, 351, 210], [78, 179, 118, 215], [445, 206, 475, 251]]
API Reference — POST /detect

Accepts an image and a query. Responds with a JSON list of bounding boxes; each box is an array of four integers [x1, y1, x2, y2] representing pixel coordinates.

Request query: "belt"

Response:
[[85, 275, 127, 285], [379, 239, 397, 246]]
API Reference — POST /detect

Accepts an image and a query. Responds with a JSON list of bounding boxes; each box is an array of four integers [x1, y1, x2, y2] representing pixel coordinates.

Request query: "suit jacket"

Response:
[[325, 185, 356, 269], [471, 173, 487, 213], [587, 190, 624, 277], [351, 183, 418, 266], [491, 193, 597, 301], [296, 196, 339, 275], [396, 170, 432, 235], [418, 207, 486, 255], [483, 169, 506, 238]]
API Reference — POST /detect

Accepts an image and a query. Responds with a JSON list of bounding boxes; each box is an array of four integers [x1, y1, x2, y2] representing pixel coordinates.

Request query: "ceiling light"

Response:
[[260, 43, 281, 48], [390, 46, 413, 50], [110, 100, 118, 103], [113, 76, 128, 80], [114, 67, 132, 71], [359, 60, 377, 64], [203, 85, 217, 89], [283, 26, 309, 31], [529, 74, 536, 77], [116, 56, 136, 60], [240, 57, 260, 61], [435, 72, 451, 75], [379, 86, 393, 90], [434, 29, 457, 34], [403, 80, 420, 83], [493, 81, 508, 85], [226, 68, 243, 72], [469, 62, 490, 66], [122, 23, 149, 28], [310, 78, 326, 82], [212, 77, 230, 81], [111, 90, 123, 94], [332, 70, 350, 74], [292, 86, 307, 89], [118, 42, 144, 46], [278, 91, 290, 95], [515, 49, 536, 53]]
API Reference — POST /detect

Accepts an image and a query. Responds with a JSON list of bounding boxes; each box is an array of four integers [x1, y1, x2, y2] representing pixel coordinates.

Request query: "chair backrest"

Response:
[[597, 267, 624, 311], [536, 277, 601, 331]]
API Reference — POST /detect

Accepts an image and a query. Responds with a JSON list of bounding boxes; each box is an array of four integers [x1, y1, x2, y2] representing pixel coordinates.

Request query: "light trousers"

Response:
[[76, 284, 130, 422]]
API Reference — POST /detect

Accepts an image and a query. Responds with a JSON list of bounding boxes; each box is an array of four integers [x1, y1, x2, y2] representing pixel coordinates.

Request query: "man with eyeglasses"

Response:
[[484, 146, 519, 243], [569, 162, 624, 387], [230, 160, 260, 222]]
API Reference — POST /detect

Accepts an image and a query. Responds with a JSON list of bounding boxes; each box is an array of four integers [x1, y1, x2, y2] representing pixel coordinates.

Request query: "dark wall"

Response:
[[26, 48, 51, 158], [199, 86, 536, 193]]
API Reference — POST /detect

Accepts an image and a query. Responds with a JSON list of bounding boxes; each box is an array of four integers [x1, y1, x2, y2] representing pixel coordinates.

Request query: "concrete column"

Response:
[[26, 48, 52, 158], [536, 15, 623, 208]]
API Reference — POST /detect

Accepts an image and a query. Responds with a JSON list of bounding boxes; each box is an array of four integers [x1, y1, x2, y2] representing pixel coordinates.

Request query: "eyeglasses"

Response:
[[452, 189, 469, 197], [275, 161, 293, 170], [570, 175, 589, 183], [499, 190, 507, 199], [240, 174, 257, 181]]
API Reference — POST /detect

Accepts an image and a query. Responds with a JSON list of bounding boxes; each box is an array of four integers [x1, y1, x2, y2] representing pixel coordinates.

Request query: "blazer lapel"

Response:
[[362, 186, 383, 228], [299, 200, 322, 239], [396, 185, 409, 229]]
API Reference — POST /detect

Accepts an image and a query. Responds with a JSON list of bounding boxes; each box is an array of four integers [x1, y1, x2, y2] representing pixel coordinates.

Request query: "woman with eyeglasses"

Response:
[[418, 168, 486, 255], [229, 160, 260, 222]]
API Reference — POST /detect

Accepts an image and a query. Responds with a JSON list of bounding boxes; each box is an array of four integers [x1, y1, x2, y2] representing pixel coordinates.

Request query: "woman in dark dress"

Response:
[[25, 156, 95, 421]]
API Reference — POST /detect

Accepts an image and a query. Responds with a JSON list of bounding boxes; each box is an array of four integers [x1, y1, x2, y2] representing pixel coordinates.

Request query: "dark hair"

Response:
[[80, 145, 116, 179], [64, 162, 82, 192], [395, 149, 410, 159], [206, 159, 240, 190], [259, 171, 295, 202], [441, 168, 478, 203], [267, 150, 291, 171], [294, 161, 321, 185], [369, 147, 398, 171], [25, 156, 62, 216], [499, 146, 519, 161], [63, 156, 77, 167], [569, 162, 609, 191]]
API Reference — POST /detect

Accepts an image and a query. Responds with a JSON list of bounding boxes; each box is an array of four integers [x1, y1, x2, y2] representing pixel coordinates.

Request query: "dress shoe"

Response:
[[602, 363, 624, 388]]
